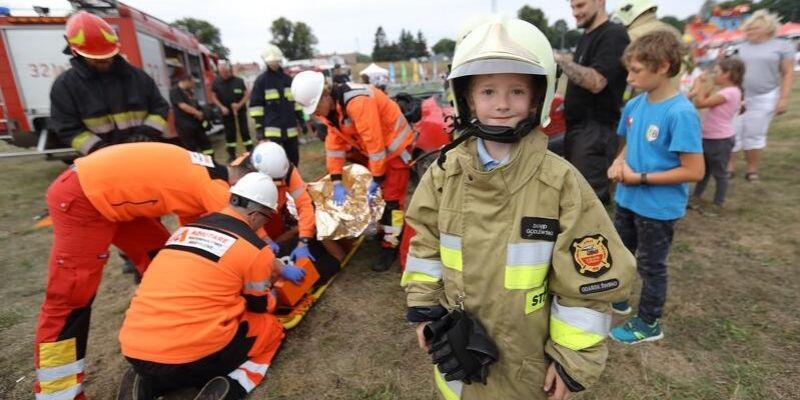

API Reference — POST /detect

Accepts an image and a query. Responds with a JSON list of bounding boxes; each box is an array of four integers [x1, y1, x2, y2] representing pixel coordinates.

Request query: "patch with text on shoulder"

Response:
[[521, 217, 559, 241], [571, 234, 612, 278], [579, 279, 619, 294]]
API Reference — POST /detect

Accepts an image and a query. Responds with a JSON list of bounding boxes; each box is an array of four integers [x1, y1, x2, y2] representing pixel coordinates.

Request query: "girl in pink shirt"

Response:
[[689, 58, 744, 213]]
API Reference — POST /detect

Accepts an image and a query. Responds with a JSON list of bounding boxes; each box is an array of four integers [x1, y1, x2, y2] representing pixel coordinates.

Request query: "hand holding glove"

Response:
[[332, 181, 350, 206], [290, 242, 316, 262], [281, 263, 307, 285], [266, 239, 280, 255]]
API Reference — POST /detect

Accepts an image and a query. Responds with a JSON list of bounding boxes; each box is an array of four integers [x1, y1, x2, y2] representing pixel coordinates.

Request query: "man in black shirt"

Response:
[[557, 0, 630, 204], [212, 62, 253, 161], [332, 63, 350, 84], [169, 72, 213, 155]]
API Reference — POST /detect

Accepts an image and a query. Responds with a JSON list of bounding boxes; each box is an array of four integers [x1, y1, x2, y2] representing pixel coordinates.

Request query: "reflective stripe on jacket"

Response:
[[403, 132, 636, 399], [49, 56, 169, 154], [320, 84, 416, 178]]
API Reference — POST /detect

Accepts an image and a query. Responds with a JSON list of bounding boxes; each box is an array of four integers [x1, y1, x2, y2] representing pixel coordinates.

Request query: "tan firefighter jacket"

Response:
[[403, 131, 636, 399]]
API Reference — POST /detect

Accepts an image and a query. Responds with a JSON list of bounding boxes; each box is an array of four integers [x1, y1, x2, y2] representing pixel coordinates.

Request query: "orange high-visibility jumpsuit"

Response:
[[119, 207, 284, 395], [319, 84, 416, 248], [263, 165, 315, 242], [34, 143, 230, 400]]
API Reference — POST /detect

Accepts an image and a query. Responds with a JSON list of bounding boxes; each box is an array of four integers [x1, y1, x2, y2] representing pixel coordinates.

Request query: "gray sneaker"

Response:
[[193, 376, 231, 400]]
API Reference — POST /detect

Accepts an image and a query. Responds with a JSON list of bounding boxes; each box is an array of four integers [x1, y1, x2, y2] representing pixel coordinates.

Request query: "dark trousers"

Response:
[[127, 322, 254, 396], [176, 121, 212, 155], [614, 206, 676, 324], [222, 107, 253, 158], [275, 136, 300, 167], [694, 137, 734, 205], [564, 120, 619, 204]]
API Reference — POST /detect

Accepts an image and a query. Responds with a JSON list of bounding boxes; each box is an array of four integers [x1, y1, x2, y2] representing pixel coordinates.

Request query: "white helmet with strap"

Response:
[[229, 172, 278, 211], [251, 142, 290, 179], [612, 0, 658, 27], [261, 44, 284, 64], [448, 17, 556, 137], [291, 70, 326, 115]]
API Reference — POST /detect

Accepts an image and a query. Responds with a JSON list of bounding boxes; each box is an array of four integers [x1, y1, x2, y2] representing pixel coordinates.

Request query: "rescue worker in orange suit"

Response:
[[248, 44, 305, 166], [291, 71, 416, 272], [247, 142, 316, 262], [117, 173, 305, 400], [50, 11, 169, 155], [34, 142, 254, 400]]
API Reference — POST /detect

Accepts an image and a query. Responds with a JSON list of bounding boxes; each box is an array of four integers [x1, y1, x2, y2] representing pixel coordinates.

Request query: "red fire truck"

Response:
[[0, 1, 218, 157]]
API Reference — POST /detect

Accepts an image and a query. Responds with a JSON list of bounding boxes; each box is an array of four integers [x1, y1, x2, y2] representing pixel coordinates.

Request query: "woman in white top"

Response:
[[729, 10, 795, 182]]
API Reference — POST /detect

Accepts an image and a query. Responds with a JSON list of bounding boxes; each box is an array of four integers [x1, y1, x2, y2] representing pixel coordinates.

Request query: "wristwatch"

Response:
[[299, 237, 310, 244], [641, 172, 649, 185]]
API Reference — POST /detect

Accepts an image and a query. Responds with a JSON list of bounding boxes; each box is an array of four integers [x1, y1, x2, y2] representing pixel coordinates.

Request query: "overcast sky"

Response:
[[5, 0, 700, 63]]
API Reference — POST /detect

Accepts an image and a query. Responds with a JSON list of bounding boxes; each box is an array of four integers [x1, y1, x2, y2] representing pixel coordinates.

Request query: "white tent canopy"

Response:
[[359, 63, 389, 84]]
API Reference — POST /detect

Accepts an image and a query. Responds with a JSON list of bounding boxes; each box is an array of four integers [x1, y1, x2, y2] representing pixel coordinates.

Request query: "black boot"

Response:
[[371, 247, 397, 272], [194, 376, 246, 400], [116, 367, 154, 400]]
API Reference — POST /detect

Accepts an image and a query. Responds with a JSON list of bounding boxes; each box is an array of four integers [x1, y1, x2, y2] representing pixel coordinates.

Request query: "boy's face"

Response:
[[625, 59, 669, 92], [467, 73, 534, 128]]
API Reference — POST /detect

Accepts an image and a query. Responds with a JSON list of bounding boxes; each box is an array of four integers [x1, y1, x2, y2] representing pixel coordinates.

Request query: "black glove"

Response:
[[423, 310, 499, 384]]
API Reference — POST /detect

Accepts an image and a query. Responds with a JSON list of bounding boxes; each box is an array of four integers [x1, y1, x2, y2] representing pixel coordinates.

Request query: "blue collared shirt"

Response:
[[476, 138, 510, 171]]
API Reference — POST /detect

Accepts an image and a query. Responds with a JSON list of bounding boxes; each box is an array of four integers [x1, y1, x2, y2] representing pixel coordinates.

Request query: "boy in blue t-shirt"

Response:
[[607, 31, 705, 344]]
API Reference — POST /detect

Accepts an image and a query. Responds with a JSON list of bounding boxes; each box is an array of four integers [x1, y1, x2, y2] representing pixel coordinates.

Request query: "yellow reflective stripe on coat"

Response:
[[110, 110, 147, 130], [81, 115, 114, 134], [143, 114, 167, 132], [440, 233, 462, 271], [549, 297, 610, 351], [70, 130, 101, 154], [401, 256, 442, 286], [505, 242, 553, 289], [264, 127, 298, 138], [283, 88, 295, 101], [433, 365, 462, 400], [264, 89, 280, 100], [294, 102, 303, 112], [249, 106, 264, 118]]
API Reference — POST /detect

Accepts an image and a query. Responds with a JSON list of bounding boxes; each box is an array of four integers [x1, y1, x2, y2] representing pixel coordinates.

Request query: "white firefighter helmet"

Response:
[[612, 0, 658, 27], [261, 44, 284, 64], [229, 172, 278, 211], [448, 17, 556, 130], [456, 14, 501, 44], [251, 142, 290, 179], [290, 70, 326, 115]]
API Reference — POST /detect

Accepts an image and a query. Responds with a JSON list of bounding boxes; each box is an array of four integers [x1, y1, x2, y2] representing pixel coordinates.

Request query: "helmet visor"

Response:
[[448, 59, 546, 80]]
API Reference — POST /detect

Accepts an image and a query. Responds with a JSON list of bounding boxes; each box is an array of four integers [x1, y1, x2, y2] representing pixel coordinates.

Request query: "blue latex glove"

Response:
[[290, 243, 316, 262], [281, 263, 306, 285], [332, 181, 350, 206], [266, 239, 280, 255], [368, 180, 381, 197]]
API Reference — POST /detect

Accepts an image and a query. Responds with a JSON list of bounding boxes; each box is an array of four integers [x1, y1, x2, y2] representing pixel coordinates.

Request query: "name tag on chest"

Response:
[[167, 226, 236, 258], [521, 217, 559, 241]]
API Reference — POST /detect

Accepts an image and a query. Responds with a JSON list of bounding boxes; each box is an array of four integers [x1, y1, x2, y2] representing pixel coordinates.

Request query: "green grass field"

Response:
[[0, 76, 798, 399]]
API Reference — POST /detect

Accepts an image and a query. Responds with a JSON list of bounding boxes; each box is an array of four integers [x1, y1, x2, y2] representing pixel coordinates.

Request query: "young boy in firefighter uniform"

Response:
[[402, 18, 636, 400], [34, 142, 253, 400], [290, 70, 416, 272], [117, 173, 304, 399], [247, 142, 316, 263]]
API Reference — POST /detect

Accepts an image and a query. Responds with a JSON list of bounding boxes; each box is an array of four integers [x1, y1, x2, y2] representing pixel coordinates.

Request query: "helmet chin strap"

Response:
[[436, 116, 539, 169]]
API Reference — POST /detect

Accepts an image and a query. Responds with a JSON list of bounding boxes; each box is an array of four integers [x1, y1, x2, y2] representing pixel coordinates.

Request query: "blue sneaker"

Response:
[[610, 315, 663, 344], [611, 301, 632, 315]]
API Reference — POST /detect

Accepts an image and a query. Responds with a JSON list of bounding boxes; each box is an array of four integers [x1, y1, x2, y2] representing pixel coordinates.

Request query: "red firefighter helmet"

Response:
[[64, 11, 121, 59]]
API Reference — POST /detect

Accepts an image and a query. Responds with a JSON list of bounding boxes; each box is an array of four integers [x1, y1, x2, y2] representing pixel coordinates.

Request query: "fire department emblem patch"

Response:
[[571, 235, 612, 278], [646, 124, 659, 141]]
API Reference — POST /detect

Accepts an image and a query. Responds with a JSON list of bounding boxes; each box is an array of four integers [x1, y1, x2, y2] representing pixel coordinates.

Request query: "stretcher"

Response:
[[275, 235, 365, 329]]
